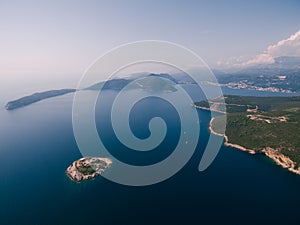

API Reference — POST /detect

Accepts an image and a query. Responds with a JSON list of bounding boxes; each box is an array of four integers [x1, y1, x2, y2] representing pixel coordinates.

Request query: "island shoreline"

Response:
[[209, 117, 300, 175], [66, 157, 112, 182]]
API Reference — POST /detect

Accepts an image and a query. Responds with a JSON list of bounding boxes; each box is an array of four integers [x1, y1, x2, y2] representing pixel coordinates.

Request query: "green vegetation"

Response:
[[5, 89, 76, 110], [197, 95, 300, 167], [76, 164, 96, 175], [195, 95, 300, 113]]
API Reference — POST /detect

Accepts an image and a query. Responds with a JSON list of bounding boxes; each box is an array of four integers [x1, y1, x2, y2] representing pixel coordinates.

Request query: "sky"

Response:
[[0, 0, 300, 81]]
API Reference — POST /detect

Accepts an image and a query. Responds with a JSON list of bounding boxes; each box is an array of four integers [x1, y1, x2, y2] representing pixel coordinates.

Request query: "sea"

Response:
[[1, 76, 300, 225]]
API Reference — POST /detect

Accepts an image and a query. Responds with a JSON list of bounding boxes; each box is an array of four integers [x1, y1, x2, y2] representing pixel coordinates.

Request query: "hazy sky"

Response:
[[1, 0, 300, 79]]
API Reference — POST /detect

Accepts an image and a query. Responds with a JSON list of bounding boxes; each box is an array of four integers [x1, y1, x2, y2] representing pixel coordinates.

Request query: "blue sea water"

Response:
[[1, 80, 300, 224]]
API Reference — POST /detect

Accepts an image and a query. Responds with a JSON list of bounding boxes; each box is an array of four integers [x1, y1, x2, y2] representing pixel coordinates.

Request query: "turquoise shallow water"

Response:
[[0, 84, 300, 224]]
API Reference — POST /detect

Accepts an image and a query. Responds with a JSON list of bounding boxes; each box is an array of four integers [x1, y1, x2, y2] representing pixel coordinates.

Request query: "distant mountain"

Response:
[[215, 56, 300, 93], [131, 76, 177, 92], [5, 73, 182, 110], [221, 56, 300, 77], [147, 73, 179, 84], [273, 56, 300, 69], [86, 73, 181, 91], [87, 78, 131, 91]]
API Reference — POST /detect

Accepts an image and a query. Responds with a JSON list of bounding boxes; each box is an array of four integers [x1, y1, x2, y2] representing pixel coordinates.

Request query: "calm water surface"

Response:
[[0, 81, 300, 225]]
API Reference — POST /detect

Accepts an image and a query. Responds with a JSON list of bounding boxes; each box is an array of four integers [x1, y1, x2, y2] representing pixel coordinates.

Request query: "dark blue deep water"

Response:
[[1, 84, 300, 225]]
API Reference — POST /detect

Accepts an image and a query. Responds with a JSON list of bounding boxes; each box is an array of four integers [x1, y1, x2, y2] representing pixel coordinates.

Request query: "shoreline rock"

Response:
[[262, 147, 300, 175], [209, 117, 300, 175]]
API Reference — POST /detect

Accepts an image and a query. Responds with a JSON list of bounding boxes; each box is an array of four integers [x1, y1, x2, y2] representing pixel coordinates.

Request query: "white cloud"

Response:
[[242, 53, 275, 66], [218, 29, 300, 68], [267, 30, 300, 57]]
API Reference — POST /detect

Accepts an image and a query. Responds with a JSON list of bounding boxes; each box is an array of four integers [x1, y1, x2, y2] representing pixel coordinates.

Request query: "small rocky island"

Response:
[[66, 157, 112, 182]]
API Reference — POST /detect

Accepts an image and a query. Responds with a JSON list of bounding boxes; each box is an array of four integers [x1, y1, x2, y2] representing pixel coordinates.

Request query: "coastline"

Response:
[[5, 89, 76, 110], [209, 117, 300, 175], [192, 103, 226, 114], [208, 117, 256, 155]]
